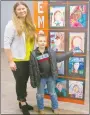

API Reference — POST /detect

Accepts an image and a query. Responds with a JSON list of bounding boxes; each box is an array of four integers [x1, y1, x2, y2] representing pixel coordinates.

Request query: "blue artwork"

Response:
[[70, 5, 87, 27], [44, 78, 67, 97], [55, 78, 67, 97], [68, 57, 85, 76]]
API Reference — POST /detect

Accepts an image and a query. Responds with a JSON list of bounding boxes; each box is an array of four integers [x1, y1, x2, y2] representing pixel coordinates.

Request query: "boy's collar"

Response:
[[36, 47, 48, 53]]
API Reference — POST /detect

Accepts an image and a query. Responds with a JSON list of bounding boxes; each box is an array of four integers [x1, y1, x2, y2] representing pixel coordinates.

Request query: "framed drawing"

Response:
[[69, 80, 84, 99], [49, 0, 57, 3], [55, 78, 67, 97], [57, 61, 65, 75], [69, 32, 86, 54], [49, 5, 66, 28], [44, 78, 67, 97], [50, 31, 65, 52], [69, 5, 88, 28], [49, 0, 67, 4], [68, 57, 86, 77]]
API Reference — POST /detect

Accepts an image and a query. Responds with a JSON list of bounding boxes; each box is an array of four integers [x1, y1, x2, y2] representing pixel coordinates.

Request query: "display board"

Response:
[[33, 0, 89, 104]]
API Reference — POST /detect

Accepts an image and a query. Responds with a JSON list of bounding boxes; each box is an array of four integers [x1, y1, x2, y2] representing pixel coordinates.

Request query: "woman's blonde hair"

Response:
[[12, 2, 35, 40]]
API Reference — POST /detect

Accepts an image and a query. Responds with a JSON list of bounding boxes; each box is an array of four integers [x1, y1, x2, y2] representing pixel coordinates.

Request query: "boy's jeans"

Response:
[[36, 77, 58, 110]]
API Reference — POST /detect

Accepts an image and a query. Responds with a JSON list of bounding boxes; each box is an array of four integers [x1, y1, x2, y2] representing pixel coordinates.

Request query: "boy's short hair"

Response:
[[36, 30, 46, 42], [38, 30, 44, 35]]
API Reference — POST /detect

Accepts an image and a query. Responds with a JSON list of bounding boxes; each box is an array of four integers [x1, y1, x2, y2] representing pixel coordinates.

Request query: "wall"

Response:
[[44, 2, 89, 114]]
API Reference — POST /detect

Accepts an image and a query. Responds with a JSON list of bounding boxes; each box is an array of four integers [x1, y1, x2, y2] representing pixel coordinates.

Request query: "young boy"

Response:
[[29, 31, 74, 114]]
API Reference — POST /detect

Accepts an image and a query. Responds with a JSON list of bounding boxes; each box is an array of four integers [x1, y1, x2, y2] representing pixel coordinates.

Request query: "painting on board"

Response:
[[44, 78, 67, 97], [55, 78, 67, 97], [69, 80, 84, 99], [68, 57, 85, 76], [49, 0, 66, 3], [50, 6, 65, 27], [69, 32, 85, 53], [57, 61, 65, 75], [50, 32, 65, 52], [70, 5, 87, 27]]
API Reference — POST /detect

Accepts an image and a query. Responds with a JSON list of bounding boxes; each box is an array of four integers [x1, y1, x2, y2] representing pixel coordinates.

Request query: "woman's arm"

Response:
[[4, 21, 15, 49], [4, 49, 17, 71], [4, 21, 16, 71], [4, 49, 13, 62]]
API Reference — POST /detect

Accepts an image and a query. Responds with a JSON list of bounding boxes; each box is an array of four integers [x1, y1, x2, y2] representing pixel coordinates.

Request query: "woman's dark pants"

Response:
[[12, 61, 29, 102]]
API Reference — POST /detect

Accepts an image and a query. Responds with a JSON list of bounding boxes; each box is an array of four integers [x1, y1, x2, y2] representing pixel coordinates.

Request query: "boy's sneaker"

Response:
[[39, 109, 45, 114], [33, 106, 45, 114], [53, 109, 60, 114]]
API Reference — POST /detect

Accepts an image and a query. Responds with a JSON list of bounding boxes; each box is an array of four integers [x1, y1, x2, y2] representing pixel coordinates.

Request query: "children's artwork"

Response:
[[49, 0, 66, 3], [50, 32, 65, 52], [50, 6, 65, 27], [69, 80, 84, 99], [44, 85, 49, 95], [69, 32, 85, 53], [70, 5, 87, 27], [55, 78, 67, 97], [68, 57, 85, 76], [49, 0, 56, 2], [57, 61, 64, 75], [44, 78, 67, 97]]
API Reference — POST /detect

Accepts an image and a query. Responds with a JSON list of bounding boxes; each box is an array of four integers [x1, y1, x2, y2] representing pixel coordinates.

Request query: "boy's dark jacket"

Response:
[[29, 47, 73, 88]]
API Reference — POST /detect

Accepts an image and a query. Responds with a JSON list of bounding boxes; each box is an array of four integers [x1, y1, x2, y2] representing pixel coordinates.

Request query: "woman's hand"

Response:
[[9, 61, 17, 71]]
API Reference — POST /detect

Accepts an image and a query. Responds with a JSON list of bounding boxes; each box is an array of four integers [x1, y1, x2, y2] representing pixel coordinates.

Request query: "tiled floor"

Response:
[[1, 51, 89, 114]]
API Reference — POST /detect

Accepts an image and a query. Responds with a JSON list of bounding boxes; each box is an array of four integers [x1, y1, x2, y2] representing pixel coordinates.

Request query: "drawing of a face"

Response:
[[55, 36, 61, 46], [73, 62, 79, 73], [70, 6, 82, 21], [54, 11, 61, 22], [55, 32, 64, 48], [73, 10, 82, 20], [74, 37, 81, 47], [73, 85, 79, 93], [56, 82, 63, 92], [71, 36, 82, 50]]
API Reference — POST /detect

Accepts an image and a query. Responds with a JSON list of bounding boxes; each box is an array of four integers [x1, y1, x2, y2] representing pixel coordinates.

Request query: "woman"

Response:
[[4, 2, 35, 115]]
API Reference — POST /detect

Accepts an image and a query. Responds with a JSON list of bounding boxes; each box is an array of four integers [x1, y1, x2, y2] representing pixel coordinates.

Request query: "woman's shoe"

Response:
[[19, 102, 22, 109], [19, 102, 33, 110], [21, 105, 30, 115], [26, 102, 33, 110]]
